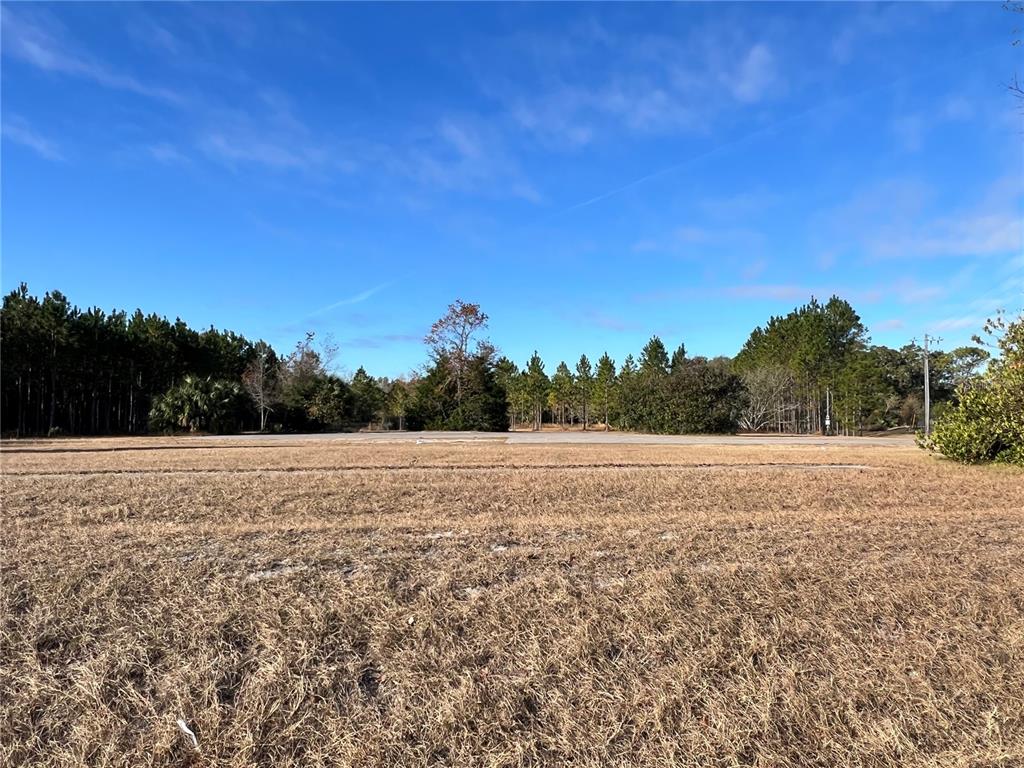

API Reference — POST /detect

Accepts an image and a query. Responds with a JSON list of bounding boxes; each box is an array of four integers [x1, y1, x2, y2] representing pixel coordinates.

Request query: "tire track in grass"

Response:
[[4, 462, 875, 478]]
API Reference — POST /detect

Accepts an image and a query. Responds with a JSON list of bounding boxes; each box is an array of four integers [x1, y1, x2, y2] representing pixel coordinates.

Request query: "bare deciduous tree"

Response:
[[242, 347, 280, 432], [739, 365, 793, 432], [1009, 3, 1024, 106], [424, 300, 490, 405]]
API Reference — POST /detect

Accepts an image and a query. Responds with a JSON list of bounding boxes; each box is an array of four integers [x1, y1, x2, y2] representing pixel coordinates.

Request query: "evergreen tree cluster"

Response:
[[0, 285, 394, 435], [0, 285, 1002, 445], [0, 285, 254, 435], [498, 340, 745, 434], [733, 297, 991, 435]]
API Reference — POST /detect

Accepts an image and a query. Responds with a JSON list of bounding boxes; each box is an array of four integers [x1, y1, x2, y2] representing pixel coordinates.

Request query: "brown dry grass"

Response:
[[2, 438, 1023, 767]]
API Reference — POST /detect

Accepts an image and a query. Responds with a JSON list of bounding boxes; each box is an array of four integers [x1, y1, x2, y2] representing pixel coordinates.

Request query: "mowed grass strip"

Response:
[[0, 439, 905, 474], [2, 441, 1022, 767]]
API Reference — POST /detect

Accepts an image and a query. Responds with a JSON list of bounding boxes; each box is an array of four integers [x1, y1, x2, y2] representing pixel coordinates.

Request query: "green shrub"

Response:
[[921, 312, 1024, 466], [149, 376, 247, 434]]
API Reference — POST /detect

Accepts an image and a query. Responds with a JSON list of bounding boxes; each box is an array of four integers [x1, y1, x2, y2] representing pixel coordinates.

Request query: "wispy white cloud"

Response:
[[889, 94, 981, 155], [123, 14, 185, 57], [398, 116, 541, 203], [722, 284, 845, 302], [197, 103, 540, 203], [891, 114, 924, 153], [2, 118, 63, 161], [942, 96, 974, 121], [817, 175, 1022, 262], [635, 278, 949, 308], [626, 224, 765, 259], [829, 3, 901, 64], [741, 258, 768, 281], [631, 239, 660, 254], [17, 12, 542, 203], [958, 270, 1024, 318], [634, 283, 796, 304], [892, 213, 1018, 259], [675, 226, 711, 245], [343, 332, 422, 350], [437, 119, 483, 161], [739, 277, 950, 307], [1004, 253, 1024, 274], [2, 6, 184, 104], [816, 251, 838, 271], [931, 314, 987, 332], [200, 132, 331, 172], [476, 22, 788, 149], [146, 142, 189, 165], [890, 278, 946, 304], [309, 283, 391, 316], [194, 89, 351, 174], [699, 189, 780, 220], [874, 318, 905, 332], [730, 44, 778, 104], [580, 309, 638, 333]]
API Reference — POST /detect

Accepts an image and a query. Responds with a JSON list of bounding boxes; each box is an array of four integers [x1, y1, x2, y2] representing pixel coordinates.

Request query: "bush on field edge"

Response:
[[919, 312, 1024, 466]]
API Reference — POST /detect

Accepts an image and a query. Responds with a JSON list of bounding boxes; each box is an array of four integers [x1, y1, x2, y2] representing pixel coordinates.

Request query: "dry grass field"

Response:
[[2, 437, 1023, 767]]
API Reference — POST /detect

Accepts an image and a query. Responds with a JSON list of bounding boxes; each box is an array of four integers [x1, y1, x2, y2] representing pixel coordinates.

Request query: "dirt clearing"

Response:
[[2, 438, 1022, 766]]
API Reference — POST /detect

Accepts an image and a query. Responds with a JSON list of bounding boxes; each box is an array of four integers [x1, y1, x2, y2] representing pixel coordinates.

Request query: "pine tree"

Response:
[[525, 351, 549, 431], [617, 354, 638, 430], [639, 336, 670, 376], [593, 353, 617, 430], [669, 343, 687, 373], [494, 357, 521, 430], [551, 362, 574, 428], [575, 354, 594, 430]]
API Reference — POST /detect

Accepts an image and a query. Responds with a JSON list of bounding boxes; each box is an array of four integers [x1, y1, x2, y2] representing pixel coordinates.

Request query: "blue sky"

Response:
[[2, 2, 1022, 378]]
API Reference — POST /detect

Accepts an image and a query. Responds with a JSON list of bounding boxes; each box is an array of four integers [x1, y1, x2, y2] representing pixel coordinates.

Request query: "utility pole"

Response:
[[923, 334, 931, 436], [824, 386, 832, 435]]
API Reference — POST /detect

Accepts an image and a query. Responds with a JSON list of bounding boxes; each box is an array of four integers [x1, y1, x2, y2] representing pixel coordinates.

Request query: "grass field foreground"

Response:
[[2, 438, 1023, 766]]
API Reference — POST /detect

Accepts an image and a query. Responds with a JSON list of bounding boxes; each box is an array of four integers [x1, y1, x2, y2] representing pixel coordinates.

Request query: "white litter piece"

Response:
[[176, 719, 199, 750], [424, 531, 455, 540], [247, 562, 307, 581]]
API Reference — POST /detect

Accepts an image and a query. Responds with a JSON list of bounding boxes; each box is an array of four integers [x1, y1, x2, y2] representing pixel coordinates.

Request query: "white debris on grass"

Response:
[[176, 719, 199, 751], [247, 560, 308, 582]]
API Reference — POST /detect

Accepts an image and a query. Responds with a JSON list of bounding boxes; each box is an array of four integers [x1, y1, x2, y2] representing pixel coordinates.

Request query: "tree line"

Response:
[[0, 285, 391, 436], [732, 296, 990, 436], [0, 284, 1010, 449]]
